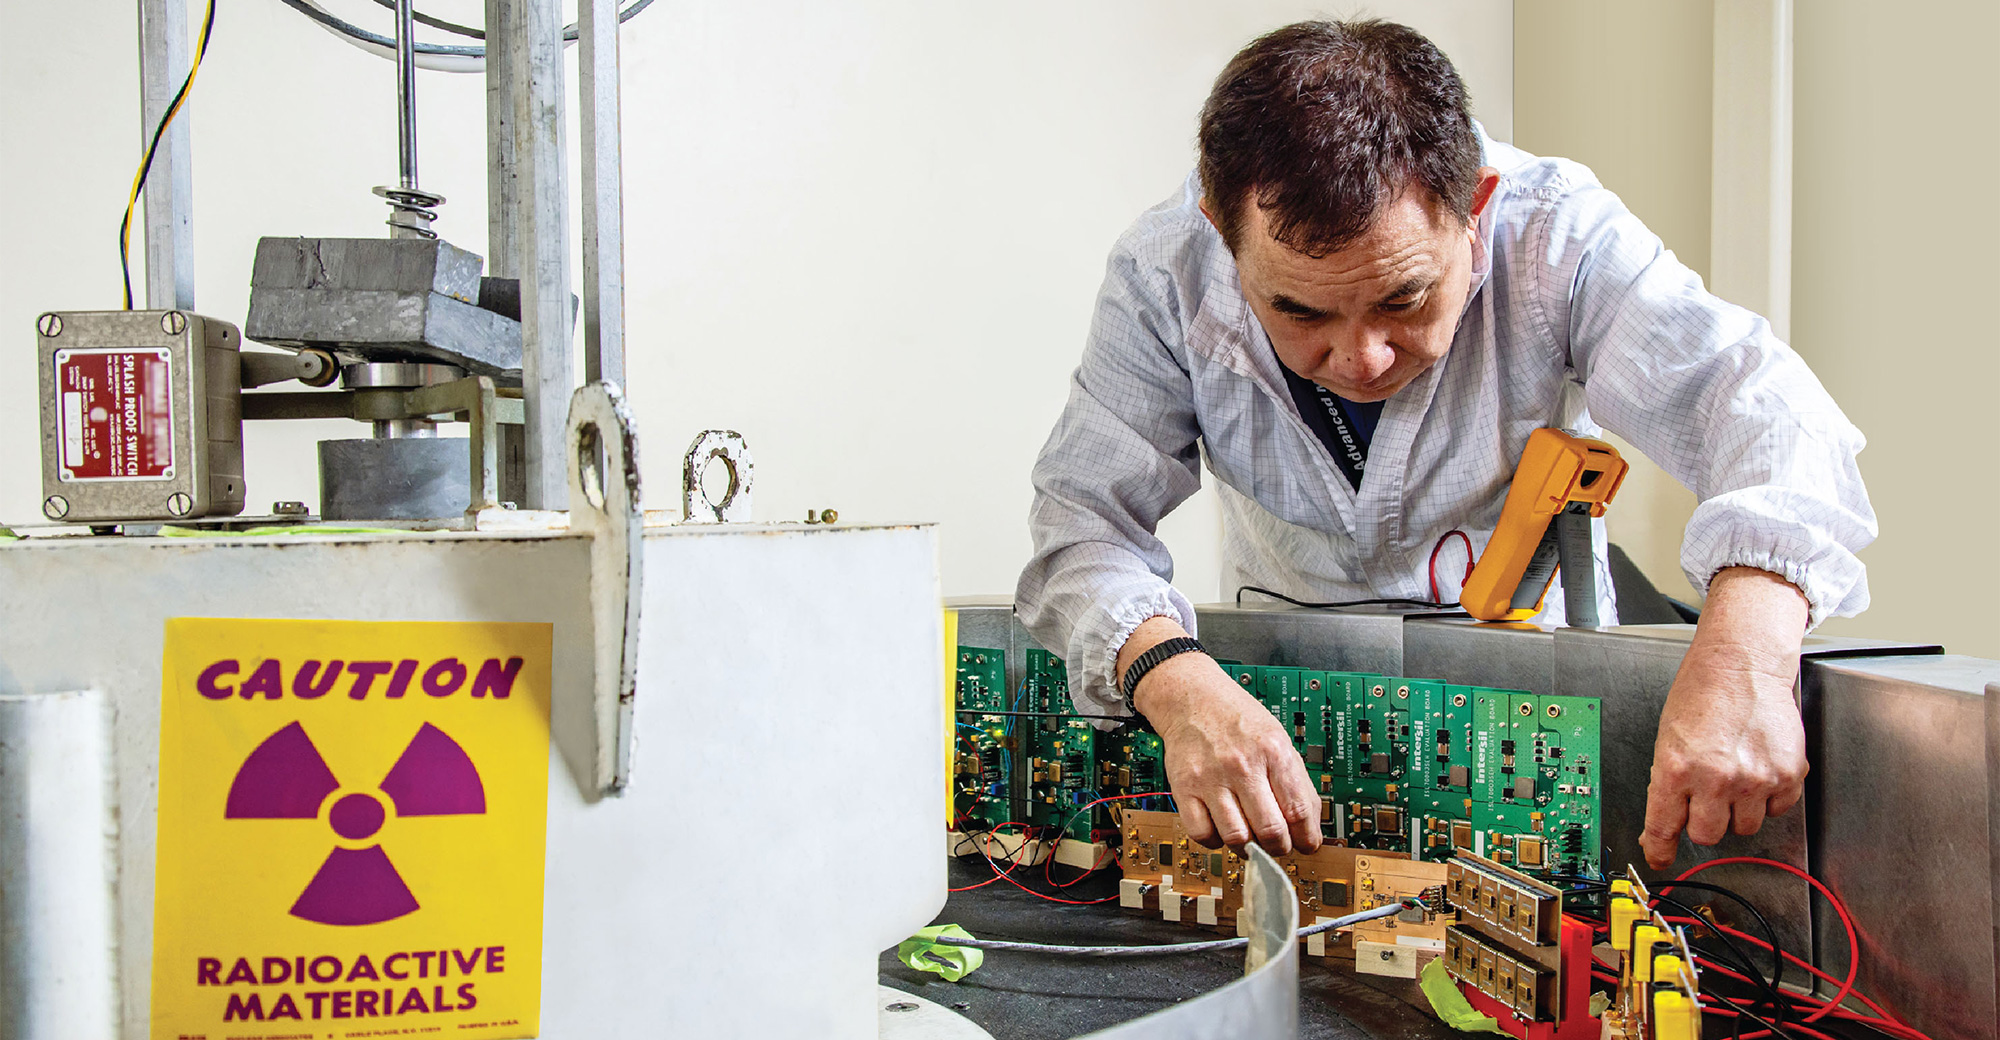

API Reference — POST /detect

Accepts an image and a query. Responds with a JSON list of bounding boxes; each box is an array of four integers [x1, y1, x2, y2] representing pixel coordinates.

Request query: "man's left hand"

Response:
[[1639, 566, 1810, 871]]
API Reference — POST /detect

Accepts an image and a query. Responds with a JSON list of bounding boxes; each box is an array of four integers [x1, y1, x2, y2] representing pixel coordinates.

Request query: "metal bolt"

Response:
[[804, 509, 819, 523], [161, 311, 187, 336], [166, 493, 194, 517], [36, 313, 62, 337], [819, 508, 838, 524], [42, 496, 69, 520], [272, 501, 309, 516], [1379, 949, 1395, 961], [885, 1001, 919, 1013]]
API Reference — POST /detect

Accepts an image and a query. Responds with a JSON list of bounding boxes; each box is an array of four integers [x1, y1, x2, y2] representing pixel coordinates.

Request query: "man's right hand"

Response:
[[1119, 617, 1323, 856]]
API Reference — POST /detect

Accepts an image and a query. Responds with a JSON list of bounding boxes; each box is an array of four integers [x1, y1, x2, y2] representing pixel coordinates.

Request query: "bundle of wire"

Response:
[[1552, 858, 1932, 1040]]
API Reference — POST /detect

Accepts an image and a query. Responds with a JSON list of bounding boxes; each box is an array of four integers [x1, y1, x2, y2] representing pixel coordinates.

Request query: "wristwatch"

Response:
[[1119, 636, 1209, 714]]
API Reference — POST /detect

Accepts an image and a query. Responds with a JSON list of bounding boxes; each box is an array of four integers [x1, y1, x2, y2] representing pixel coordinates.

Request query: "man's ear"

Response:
[[1198, 197, 1221, 232], [1469, 167, 1501, 220]]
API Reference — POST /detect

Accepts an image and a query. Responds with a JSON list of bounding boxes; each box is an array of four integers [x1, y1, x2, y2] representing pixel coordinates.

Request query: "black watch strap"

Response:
[[1120, 636, 1208, 714]]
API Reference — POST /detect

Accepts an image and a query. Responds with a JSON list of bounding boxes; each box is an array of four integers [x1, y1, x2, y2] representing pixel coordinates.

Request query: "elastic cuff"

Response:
[[1700, 553, 1823, 630], [1096, 591, 1196, 718]]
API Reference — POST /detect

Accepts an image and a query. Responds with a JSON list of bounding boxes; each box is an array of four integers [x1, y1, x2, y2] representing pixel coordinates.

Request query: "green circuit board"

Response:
[[1022, 649, 1100, 840], [952, 646, 1011, 831], [954, 645, 1603, 876]]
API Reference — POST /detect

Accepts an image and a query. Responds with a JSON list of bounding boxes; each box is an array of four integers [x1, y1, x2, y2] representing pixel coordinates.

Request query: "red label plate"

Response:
[[56, 348, 175, 481]]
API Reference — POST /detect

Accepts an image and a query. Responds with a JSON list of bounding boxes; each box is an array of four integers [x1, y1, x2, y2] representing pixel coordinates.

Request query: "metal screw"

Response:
[[161, 311, 187, 336], [885, 1002, 919, 1013], [36, 313, 62, 337], [272, 501, 309, 516], [819, 508, 838, 524], [166, 493, 194, 517], [42, 496, 69, 520], [1380, 949, 1396, 961]]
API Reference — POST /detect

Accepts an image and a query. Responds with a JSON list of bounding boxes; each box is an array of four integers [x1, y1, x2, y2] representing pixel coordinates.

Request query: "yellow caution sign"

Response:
[[151, 618, 552, 1040]]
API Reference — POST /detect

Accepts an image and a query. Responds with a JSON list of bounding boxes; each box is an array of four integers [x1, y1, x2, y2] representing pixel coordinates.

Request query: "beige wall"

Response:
[[1792, 1, 1999, 656], [1515, 1, 1999, 656], [1513, 1, 1713, 604]]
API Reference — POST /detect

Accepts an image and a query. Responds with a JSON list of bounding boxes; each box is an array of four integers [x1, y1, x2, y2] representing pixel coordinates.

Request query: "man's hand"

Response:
[[1119, 617, 1322, 856], [1639, 567, 1809, 870]]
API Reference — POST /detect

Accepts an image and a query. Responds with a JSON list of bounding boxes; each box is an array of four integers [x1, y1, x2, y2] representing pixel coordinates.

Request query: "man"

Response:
[[1016, 20, 1874, 871]]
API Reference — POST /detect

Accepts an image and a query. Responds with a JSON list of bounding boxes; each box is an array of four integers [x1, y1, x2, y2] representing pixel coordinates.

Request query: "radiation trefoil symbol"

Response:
[[226, 721, 486, 926]]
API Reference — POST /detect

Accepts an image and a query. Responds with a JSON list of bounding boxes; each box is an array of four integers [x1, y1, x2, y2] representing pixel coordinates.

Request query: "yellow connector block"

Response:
[[1652, 993, 1700, 1040], [1652, 953, 1688, 990], [1609, 895, 1645, 953], [1631, 925, 1664, 982]]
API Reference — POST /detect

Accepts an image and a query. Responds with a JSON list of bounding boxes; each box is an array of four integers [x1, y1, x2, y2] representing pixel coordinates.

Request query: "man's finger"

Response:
[[1766, 780, 1804, 819], [1205, 787, 1253, 851], [1234, 774, 1295, 856], [1685, 791, 1731, 847], [1640, 780, 1690, 870], [1179, 793, 1218, 849], [1730, 795, 1768, 837], [1275, 762, 1324, 853]]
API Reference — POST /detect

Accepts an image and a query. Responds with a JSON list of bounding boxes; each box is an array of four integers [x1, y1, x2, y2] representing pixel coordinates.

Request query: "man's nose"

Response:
[[1323, 323, 1397, 386]]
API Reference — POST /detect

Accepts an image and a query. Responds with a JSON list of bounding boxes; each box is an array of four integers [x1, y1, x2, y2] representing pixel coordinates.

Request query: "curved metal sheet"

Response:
[[1080, 844, 1298, 1040]]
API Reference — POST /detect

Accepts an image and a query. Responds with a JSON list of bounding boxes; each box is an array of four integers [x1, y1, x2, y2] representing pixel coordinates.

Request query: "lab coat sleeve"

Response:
[[1532, 177, 1877, 628], [1015, 242, 1205, 717]]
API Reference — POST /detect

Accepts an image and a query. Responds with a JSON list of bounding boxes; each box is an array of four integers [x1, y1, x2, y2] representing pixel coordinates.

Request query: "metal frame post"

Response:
[[484, 0, 520, 275], [501, 0, 574, 510], [579, 0, 628, 388], [136, 0, 194, 310]]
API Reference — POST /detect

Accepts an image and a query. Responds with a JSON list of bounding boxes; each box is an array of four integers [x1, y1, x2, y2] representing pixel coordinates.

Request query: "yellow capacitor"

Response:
[[1609, 879, 1634, 897], [1652, 993, 1700, 1040], [1630, 925, 1664, 981], [1651, 953, 1687, 990], [1609, 895, 1646, 953]]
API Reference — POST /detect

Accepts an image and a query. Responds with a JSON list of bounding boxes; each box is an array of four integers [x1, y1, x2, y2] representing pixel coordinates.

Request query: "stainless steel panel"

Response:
[[1806, 656, 2000, 1040], [1192, 603, 1404, 675], [1082, 844, 1298, 1039], [1403, 616, 1555, 695]]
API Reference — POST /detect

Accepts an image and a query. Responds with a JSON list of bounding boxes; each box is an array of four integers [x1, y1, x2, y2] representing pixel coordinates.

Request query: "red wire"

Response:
[[1687, 953, 1931, 1040], [1674, 857, 1858, 1024], [1702, 920, 1914, 1029], [1045, 792, 1166, 888], [1428, 530, 1474, 604], [948, 822, 1033, 892]]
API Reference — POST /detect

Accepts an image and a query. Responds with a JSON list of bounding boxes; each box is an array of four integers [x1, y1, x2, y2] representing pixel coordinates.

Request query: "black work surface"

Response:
[[877, 857, 1466, 1040]]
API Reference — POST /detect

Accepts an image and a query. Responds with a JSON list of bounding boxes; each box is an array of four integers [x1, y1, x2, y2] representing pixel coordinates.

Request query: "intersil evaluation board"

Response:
[[152, 619, 552, 1040]]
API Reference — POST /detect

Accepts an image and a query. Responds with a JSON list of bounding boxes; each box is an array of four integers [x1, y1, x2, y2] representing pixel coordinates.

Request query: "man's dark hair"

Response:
[[1197, 20, 1481, 256]]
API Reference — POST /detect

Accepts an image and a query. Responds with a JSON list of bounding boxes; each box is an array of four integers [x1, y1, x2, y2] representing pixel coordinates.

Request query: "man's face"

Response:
[[1216, 172, 1495, 403]]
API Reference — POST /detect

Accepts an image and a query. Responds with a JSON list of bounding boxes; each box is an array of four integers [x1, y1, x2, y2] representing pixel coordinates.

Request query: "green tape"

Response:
[[1418, 958, 1506, 1033], [158, 525, 407, 538], [897, 924, 984, 982], [0, 527, 17, 542]]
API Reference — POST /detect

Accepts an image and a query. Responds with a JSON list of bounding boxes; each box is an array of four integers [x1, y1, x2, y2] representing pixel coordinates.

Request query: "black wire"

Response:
[[366, 0, 484, 39], [1654, 877, 1789, 993], [278, 0, 660, 58], [1649, 892, 1793, 1024], [122, 0, 216, 309], [956, 708, 1134, 722], [1235, 585, 1449, 610]]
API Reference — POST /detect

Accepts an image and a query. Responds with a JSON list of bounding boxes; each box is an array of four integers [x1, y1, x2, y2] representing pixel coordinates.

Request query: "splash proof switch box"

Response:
[[37, 309, 245, 523]]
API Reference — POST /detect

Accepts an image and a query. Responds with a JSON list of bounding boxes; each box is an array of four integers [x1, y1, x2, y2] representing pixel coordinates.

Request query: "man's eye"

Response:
[[1380, 297, 1422, 313]]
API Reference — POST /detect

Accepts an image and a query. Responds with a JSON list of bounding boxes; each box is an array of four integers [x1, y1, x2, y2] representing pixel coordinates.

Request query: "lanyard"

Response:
[[1306, 381, 1368, 489]]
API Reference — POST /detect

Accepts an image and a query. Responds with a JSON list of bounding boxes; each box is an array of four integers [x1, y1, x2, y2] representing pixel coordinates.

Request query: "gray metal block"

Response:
[[249, 237, 483, 301], [1191, 602, 1404, 676], [318, 437, 471, 520], [245, 238, 522, 378], [1807, 655, 2000, 1040], [1403, 616, 1556, 695]]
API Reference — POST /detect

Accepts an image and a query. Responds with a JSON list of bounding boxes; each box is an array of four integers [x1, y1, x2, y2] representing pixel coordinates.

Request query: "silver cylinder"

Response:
[[0, 690, 121, 1040]]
